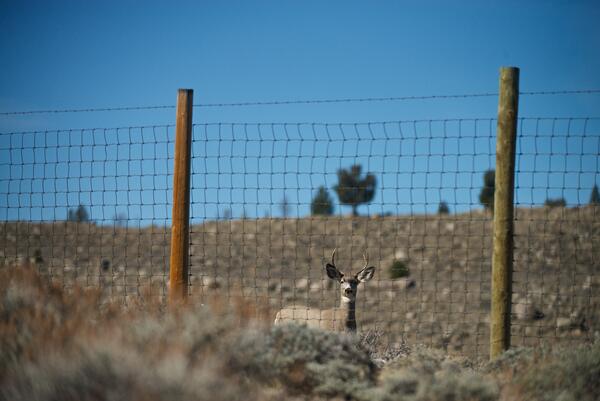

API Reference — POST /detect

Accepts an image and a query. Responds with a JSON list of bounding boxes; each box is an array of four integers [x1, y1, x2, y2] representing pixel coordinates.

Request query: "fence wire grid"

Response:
[[1, 116, 599, 359], [1, 125, 175, 299]]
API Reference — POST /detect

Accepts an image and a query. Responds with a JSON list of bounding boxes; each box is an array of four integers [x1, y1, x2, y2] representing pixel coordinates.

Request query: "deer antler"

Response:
[[330, 248, 337, 266], [362, 251, 369, 270]]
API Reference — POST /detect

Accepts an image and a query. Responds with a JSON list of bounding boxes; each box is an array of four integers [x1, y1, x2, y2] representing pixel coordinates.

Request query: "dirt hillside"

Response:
[[2, 205, 598, 359]]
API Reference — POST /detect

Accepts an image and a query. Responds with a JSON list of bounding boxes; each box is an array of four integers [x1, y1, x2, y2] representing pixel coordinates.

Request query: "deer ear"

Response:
[[357, 266, 375, 283], [325, 263, 343, 280]]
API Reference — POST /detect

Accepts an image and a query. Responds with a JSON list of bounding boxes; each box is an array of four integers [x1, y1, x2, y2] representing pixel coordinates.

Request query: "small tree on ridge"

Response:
[[333, 164, 376, 217], [438, 201, 450, 215], [280, 195, 291, 218], [311, 186, 334, 216], [544, 198, 566, 208], [67, 205, 89, 222], [479, 170, 495, 213], [590, 184, 600, 205]]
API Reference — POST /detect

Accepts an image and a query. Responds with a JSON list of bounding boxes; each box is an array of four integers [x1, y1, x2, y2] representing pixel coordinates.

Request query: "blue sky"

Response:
[[1, 1, 599, 223]]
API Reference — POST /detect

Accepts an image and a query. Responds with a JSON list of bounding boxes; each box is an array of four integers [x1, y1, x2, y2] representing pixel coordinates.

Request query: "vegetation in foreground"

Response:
[[1, 264, 598, 401]]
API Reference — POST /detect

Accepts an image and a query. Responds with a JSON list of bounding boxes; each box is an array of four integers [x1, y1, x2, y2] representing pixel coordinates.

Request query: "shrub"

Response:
[[484, 346, 535, 374], [1, 344, 256, 401], [486, 342, 600, 401], [389, 260, 410, 279], [0, 266, 268, 401], [0, 265, 105, 376], [369, 346, 497, 401], [372, 367, 498, 401], [544, 198, 566, 208], [228, 323, 376, 398], [515, 342, 600, 401], [360, 329, 411, 366], [5, 262, 598, 401]]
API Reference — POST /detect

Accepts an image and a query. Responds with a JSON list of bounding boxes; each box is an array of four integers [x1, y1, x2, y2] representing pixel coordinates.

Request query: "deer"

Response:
[[274, 249, 375, 332]]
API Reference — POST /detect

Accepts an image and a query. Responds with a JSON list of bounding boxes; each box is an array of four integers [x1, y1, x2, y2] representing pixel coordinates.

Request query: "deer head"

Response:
[[274, 248, 376, 332], [325, 248, 375, 303]]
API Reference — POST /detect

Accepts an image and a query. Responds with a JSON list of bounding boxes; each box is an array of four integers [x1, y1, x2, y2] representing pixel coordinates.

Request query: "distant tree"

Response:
[[333, 164, 376, 217], [479, 170, 495, 213], [544, 198, 566, 208], [311, 186, 334, 216], [280, 195, 292, 218], [220, 208, 232, 220], [438, 201, 450, 215], [590, 184, 600, 205], [67, 205, 89, 222], [113, 212, 127, 227]]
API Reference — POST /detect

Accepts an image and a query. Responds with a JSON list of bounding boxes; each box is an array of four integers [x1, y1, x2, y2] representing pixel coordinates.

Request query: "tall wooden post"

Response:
[[490, 67, 519, 359], [169, 89, 193, 304]]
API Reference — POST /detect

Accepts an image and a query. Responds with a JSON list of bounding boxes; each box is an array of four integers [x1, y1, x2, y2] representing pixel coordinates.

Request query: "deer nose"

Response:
[[344, 288, 353, 295]]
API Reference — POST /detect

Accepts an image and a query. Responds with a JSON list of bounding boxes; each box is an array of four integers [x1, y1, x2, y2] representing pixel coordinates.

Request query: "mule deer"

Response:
[[274, 249, 375, 332]]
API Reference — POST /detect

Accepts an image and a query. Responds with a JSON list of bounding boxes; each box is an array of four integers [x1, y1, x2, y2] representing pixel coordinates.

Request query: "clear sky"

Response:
[[1, 1, 599, 223]]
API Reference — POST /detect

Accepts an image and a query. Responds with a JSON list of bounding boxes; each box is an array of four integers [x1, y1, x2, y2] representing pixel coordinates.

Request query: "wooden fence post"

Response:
[[490, 67, 519, 359], [169, 89, 193, 304]]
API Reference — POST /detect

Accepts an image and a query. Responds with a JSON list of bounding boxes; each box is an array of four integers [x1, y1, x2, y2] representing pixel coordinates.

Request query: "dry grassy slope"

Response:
[[1, 206, 599, 359]]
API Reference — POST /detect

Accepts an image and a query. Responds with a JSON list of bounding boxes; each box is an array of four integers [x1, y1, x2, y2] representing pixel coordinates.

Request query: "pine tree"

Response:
[[280, 195, 291, 218], [311, 186, 334, 216], [590, 184, 600, 205], [67, 205, 89, 222], [438, 201, 450, 215], [333, 164, 376, 217], [479, 170, 495, 212]]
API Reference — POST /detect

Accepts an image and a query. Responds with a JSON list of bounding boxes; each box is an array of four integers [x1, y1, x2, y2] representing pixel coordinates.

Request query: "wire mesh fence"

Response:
[[0, 125, 175, 301], [188, 119, 498, 358], [1, 112, 599, 360], [511, 118, 600, 349]]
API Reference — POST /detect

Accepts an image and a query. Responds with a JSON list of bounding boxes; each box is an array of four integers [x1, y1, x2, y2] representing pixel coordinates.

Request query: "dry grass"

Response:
[[1, 264, 599, 401]]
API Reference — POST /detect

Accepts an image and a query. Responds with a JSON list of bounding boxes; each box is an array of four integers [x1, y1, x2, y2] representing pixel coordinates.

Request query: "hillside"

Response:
[[1, 205, 599, 359]]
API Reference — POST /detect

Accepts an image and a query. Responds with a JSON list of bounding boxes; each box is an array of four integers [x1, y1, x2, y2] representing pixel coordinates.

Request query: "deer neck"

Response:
[[340, 296, 357, 332]]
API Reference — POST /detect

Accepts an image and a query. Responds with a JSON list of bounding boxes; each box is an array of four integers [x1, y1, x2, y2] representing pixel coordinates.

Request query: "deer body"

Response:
[[273, 299, 357, 331], [274, 250, 375, 332]]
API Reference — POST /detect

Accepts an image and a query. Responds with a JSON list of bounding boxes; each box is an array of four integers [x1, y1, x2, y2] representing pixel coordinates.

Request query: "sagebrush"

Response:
[[1, 264, 598, 401]]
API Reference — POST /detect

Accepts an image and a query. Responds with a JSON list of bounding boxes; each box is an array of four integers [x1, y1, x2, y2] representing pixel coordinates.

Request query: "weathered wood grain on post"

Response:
[[169, 89, 193, 304], [490, 67, 519, 360]]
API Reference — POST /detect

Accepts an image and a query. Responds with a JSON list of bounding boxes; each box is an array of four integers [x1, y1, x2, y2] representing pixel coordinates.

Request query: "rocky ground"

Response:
[[2, 205, 599, 360]]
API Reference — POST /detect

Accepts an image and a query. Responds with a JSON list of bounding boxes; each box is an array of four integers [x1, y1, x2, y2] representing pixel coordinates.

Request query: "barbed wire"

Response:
[[194, 92, 498, 108], [0, 104, 176, 116], [519, 89, 600, 96], [1, 89, 599, 116]]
